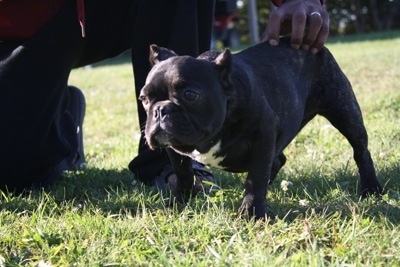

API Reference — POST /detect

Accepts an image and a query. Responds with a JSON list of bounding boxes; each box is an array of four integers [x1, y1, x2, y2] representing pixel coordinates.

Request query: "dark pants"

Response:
[[0, 0, 215, 191]]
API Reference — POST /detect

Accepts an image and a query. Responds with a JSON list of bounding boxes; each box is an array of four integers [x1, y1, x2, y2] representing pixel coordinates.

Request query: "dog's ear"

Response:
[[214, 49, 232, 88], [149, 45, 178, 66]]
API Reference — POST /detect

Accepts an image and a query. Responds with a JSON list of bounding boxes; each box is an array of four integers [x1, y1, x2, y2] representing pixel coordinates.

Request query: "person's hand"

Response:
[[262, 0, 329, 54]]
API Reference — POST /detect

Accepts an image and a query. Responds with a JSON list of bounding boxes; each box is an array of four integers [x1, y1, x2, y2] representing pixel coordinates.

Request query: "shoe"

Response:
[[137, 160, 216, 194], [160, 161, 216, 194], [57, 86, 86, 172]]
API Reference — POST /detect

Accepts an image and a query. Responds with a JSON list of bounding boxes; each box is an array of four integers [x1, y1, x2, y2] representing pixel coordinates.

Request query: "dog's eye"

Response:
[[184, 90, 199, 102]]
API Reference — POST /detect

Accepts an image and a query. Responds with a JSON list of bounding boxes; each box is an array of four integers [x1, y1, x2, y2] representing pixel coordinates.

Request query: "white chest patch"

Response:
[[175, 141, 225, 169]]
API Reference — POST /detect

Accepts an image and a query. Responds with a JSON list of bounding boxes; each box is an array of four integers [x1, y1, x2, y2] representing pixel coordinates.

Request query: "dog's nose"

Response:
[[154, 104, 172, 121]]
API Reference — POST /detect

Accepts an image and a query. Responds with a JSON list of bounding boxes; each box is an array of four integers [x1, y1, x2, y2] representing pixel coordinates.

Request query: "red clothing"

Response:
[[0, 0, 85, 41], [0, 0, 67, 41]]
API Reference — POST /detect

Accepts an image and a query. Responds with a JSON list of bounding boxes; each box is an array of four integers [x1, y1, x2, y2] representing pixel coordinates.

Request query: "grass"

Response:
[[1, 31, 400, 266]]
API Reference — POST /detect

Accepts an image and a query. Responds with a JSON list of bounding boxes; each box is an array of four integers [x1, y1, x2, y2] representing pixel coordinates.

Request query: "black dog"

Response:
[[139, 37, 383, 219]]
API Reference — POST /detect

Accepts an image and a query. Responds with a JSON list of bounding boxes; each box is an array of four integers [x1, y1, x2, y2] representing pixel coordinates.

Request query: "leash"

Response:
[[77, 0, 85, 37]]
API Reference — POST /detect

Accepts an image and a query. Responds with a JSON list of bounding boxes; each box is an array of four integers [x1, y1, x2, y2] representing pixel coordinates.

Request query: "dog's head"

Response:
[[140, 45, 232, 154]]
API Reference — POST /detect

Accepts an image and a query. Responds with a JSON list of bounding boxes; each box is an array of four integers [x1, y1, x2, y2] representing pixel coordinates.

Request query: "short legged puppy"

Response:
[[139, 37, 383, 219]]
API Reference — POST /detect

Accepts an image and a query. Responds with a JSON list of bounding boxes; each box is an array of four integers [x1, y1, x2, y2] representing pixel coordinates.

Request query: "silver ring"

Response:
[[310, 11, 322, 17]]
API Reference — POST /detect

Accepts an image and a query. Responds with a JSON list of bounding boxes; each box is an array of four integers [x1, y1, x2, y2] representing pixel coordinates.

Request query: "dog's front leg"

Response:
[[166, 148, 195, 203], [239, 118, 278, 219]]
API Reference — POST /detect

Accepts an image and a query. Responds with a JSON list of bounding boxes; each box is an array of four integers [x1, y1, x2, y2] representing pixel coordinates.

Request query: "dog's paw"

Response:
[[360, 183, 385, 199], [238, 196, 269, 220]]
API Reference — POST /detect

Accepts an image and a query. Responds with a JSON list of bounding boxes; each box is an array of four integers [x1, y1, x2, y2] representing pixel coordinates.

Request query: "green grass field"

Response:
[[1, 32, 400, 266]]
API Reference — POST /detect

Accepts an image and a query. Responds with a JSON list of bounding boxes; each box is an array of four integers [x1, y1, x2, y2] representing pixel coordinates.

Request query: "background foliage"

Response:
[[234, 0, 400, 44]]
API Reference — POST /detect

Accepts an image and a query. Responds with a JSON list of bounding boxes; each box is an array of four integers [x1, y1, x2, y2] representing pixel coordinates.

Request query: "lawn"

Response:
[[1, 32, 400, 266]]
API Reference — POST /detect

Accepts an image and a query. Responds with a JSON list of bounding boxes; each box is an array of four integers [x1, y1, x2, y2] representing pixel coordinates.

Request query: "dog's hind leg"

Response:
[[320, 89, 383, 198], [314, 49, 383, 197]]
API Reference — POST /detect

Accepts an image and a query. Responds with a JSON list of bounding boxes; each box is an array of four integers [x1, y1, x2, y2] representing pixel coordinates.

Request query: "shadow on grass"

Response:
[[262, 161, 400, 225], [1, 163, 399, 224], [0, 168, 164, 217], [211, 160, 400, 225]]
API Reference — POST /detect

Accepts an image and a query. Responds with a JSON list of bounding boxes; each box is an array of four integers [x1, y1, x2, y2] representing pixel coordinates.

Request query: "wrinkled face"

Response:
[[140, 55, 228, 154]]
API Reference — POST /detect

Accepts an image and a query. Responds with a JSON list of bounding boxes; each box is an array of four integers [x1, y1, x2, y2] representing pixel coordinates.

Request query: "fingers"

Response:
[[262, 11, 283, 46], [262, 9, 305, 47], [312, 14, 330, 52], [301, 12, 323, 52], [302, 11, 330, 53], [290, 11, 307, 49], [263, 0, 330, 53]]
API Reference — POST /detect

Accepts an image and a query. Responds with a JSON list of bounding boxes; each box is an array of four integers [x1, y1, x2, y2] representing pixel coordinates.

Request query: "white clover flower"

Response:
[[299, 230, 310, 240], [37, 261, 52, 267], [280, 180, 293, 191], [299, 199, 310, 206], [0, 255, 5, 267]]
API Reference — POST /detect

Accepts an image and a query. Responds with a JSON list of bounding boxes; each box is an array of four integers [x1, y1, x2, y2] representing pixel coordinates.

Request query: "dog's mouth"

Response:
[[145, 102, 217, 152], [151, 129, 172, 147], [147, 124, 205, 153]]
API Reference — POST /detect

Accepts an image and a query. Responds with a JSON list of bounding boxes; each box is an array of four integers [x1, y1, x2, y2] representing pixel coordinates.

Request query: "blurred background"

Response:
[[212, 0, 400, 49]]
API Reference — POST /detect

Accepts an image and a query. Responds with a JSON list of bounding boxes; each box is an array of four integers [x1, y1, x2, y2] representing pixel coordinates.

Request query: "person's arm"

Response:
[[263, 0, 329, 54]]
